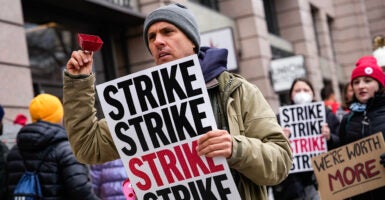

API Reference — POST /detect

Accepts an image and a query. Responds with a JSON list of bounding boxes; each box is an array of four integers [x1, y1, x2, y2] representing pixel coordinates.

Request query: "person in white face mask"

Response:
[[292, 91, 313, 105], [272, 78, 340, 200]]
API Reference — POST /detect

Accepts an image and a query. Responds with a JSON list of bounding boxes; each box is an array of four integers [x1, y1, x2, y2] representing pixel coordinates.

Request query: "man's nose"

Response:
[[153, 34, 165, 46]]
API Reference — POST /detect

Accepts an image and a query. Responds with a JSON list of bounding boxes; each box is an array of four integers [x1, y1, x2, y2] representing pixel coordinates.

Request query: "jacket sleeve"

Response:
[[63, 73, 120, 164], [58, 142, 100, 200], [226, 80, 293, 186]]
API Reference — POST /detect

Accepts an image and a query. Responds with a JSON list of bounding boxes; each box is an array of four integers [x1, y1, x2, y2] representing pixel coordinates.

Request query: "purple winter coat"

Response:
[[90, 159, 128, 200]]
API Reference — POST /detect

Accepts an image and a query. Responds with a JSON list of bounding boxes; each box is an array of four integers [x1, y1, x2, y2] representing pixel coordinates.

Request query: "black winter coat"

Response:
[[5, 121, 99, 200], [339, 94, 385, 200]]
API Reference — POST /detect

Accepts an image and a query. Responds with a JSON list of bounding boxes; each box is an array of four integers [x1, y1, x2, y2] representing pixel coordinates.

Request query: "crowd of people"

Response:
[[0, 2, 384, 200]]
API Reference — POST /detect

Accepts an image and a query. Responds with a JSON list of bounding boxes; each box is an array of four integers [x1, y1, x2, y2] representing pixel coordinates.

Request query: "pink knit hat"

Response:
[[351, 55, 385, 87]]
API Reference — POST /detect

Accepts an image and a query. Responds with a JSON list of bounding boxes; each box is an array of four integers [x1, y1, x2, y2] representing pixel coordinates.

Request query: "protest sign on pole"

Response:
[[312, 132, 385, 200], [279, 102, 327, 173], [96, 55, 241, 200]]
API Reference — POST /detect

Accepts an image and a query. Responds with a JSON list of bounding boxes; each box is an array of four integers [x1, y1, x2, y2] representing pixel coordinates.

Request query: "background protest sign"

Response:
[[279, 101, 327, 173], [312, 132, 385, 200], [96, 55, 241, 200]]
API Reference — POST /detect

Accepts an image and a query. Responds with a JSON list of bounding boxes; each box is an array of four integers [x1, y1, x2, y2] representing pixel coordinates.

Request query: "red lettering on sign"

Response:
[[291, 136, 325, 154], [128, 140, 225, 190], [328, 159, 380, 191]]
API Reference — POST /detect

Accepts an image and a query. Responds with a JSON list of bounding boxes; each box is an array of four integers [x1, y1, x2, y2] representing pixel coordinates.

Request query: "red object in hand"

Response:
[[77, 33, 103, 52]]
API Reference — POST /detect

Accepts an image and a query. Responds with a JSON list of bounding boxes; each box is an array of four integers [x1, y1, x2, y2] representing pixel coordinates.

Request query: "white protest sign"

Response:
[[96, 55, 241, 200], [279, 101, 327, 173]]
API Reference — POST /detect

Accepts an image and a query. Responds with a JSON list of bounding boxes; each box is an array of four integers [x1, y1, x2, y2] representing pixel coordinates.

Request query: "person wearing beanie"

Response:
[[29, 93, 64, 124], [4, 94, 99, 200], [350, 55, 385, 87], [339, 55, 385, 200], [63, 3, 292, 200]]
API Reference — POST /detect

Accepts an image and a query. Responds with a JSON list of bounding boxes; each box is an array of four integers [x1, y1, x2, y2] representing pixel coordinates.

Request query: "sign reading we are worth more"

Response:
[[312, 132, 385, 200], [279, 102, 327, 173], [96, 55, 241, 200]]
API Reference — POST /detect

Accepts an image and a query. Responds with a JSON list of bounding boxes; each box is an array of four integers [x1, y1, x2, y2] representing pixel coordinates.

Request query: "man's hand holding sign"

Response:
[[96, 55, 241, 200]]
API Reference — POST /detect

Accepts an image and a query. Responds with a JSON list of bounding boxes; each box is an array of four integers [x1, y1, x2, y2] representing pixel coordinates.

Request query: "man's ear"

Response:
[[193, 44, 198, 53]]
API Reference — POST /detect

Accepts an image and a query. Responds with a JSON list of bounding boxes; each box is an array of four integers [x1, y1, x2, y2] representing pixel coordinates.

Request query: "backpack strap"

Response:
[[36, 145, 55, 172], [20, 144, 56, 173]]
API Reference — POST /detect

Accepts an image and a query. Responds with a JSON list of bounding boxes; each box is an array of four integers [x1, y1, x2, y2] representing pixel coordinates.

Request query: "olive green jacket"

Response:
[[63, 71, 292, 200]]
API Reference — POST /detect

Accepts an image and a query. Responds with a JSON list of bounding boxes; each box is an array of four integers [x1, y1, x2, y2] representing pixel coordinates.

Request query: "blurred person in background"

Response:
[[335, 82, 354, 122], [341, 82, 354, 112], [90, 159, 129, 200], [320, 84, 341, 115], [5, 94, 99, 200], [13, 114, 27, 127], [272, 78, 340, 200]]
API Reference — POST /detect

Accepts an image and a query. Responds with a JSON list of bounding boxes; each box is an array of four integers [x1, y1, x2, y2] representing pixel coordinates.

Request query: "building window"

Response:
[[25, 22, 105, 98], [263, 0, 280, 36], [26, 22, 73, 97], [311, 5, 321, 56], [189, 0, 219, 11], [327, 16, 336, 61]]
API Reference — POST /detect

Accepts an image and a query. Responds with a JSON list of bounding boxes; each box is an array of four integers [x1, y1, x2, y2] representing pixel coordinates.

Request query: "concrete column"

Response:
[[275, 0, 324, 100], [220, 0, 279, 110], [316, 10, 342, 101], [333, 0, 372, 80], [0, 0, 33, 121]]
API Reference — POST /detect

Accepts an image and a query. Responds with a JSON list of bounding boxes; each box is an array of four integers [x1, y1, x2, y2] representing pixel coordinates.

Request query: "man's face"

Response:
[[147, 21, 196, 65]]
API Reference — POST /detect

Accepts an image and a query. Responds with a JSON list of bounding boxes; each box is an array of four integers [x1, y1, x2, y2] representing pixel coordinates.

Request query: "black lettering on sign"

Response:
[[287, 104, 324, 122], [115, 121, 137, 156], [179, 59, 203, 97], [281, 108, 290, 123], [103, 85, 125, 120], [313, 148, 345, 172], [161, 64, 187, 103], [346, 135, 382, 159], [128, 116, 148, 152], [289, 119, 323, 137], [117, 79, 136, 115], [133, 75, 159, 113], [143, 174, 231, 200]]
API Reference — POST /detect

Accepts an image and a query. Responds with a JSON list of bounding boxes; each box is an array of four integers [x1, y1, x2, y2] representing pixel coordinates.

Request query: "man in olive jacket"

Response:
[[63, 3, 292, 200]]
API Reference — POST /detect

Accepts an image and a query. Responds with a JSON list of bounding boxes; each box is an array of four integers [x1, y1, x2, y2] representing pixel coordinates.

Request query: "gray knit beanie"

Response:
[[143, 3, 200, 53]]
